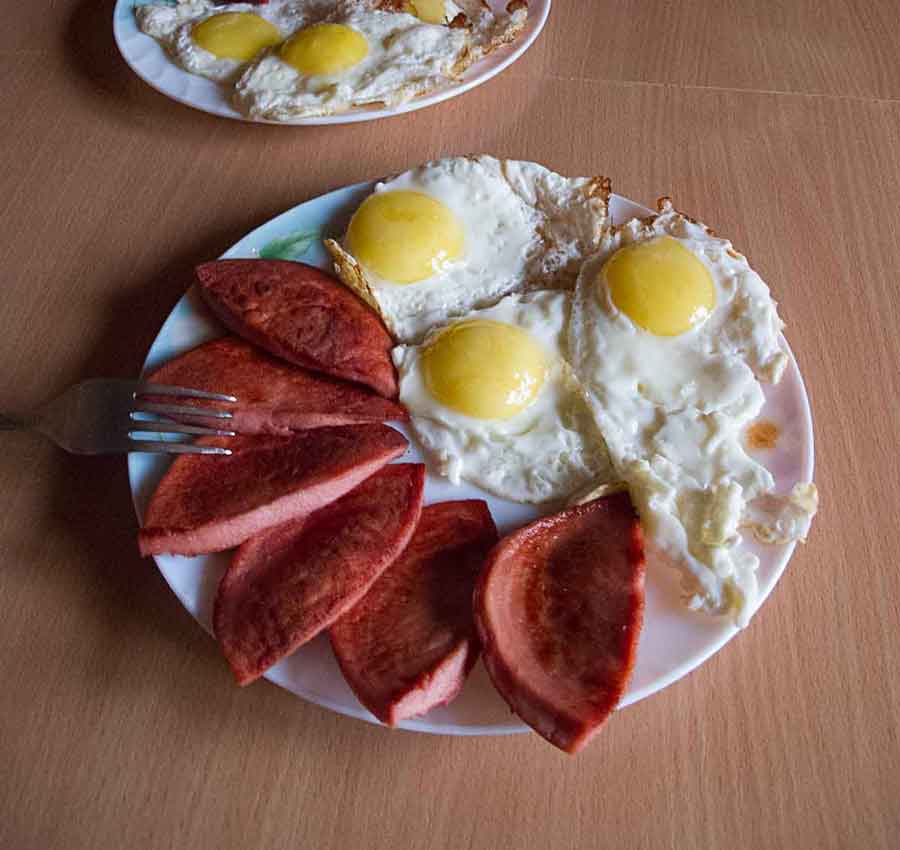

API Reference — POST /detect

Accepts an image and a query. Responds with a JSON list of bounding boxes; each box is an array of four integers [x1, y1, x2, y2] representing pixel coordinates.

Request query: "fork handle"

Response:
[[0, 412, 28, 431]]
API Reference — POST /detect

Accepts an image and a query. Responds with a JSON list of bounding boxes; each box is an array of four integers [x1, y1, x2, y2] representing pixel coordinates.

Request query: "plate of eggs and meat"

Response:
[[130, 155, 817, 754], [114, 0, 547, 123]]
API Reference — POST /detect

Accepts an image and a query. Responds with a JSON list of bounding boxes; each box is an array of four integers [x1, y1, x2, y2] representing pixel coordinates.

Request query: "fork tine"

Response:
[[128, 439, 232, 456], [136, 382, 237, 403], [129, 422, 236, 437], [133, 401, 234, 420]]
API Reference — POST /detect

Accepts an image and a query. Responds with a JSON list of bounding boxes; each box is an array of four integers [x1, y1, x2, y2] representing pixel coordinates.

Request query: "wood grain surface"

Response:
[[2, 2, 898, 849]]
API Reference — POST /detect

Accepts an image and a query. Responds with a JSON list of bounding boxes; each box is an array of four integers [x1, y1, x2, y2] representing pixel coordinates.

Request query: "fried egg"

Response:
[[387, 0, 529, 55], [394, 291, 614, 504], [378, 0, 466, 25], [232, 6, 469, 118], [326, 156, 611, 343], [135, 1, 330, 81], [137, 1, 528, 116], [567, 199, 817, 625], [459, 0, 529, 61]]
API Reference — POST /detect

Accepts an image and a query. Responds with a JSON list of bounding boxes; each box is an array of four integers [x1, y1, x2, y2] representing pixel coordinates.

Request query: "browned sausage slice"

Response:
[[146, 336, 407, 434], [330, 500, 498, 725], [138, 425, 407, 557], [474, 492, 646, 754], [196, 259, 398, 398], [214, 464, 426, 686]]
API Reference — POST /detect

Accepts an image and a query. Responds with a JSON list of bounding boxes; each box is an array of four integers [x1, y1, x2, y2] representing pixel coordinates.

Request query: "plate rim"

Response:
[[112, 0, 552, 126], [127, 179, 816, 735]]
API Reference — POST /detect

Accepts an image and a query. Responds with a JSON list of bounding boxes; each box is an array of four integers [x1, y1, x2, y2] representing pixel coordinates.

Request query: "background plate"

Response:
[[127, 180, 815, 735], [113, 0, 551, 125]]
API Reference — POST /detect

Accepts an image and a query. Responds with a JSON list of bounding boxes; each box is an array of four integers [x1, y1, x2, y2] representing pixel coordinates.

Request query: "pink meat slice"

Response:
[[138, 425, 407, 557], [145, 336, 407, 434], [330, 500, 499, 726], [474, 492, 646, 754], [195, 259, 398, 398], [214, 463, 426, 686]]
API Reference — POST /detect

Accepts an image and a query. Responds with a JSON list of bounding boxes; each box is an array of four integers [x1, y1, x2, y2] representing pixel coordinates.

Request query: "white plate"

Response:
[[113, 0, 551, 125], [128, 180, 815, 735]]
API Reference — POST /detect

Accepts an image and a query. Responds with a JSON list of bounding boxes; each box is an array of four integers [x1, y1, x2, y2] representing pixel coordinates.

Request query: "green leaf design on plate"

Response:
[[259, 227, 321, 261]]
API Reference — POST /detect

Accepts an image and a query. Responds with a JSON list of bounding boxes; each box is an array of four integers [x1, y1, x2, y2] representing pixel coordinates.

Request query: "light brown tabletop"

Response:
[[2, 2, 899, 848]]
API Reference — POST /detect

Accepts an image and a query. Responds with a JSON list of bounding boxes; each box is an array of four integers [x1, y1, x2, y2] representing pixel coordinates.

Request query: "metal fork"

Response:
[[0, 379, 238, 455]]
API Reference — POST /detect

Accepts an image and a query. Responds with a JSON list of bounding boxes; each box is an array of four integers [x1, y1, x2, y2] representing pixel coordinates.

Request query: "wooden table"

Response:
[[2, 2, 898, 848]]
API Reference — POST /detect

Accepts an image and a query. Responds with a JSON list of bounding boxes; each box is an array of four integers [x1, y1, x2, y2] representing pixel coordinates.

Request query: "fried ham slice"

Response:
[[196, 259, 398, 397], [214, 464, 426, 685], [138, 425, 407, 557], [331, 500, 498, 725], [146, 336, 407, 434], [474, 492, 646, 753]]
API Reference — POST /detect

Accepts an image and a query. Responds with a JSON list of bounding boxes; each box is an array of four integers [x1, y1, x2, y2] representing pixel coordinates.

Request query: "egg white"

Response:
[[371, 1, 528, 56], [394, 291, 615, 504], [327, 155, 611, 343], [568, 200, 816, 625], [454, 0, 528, 60]]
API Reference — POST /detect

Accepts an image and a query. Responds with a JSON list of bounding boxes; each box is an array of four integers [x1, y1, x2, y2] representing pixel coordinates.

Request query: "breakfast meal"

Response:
[[330, 500, 498, 725], [134, 0, 528, 120], [137, 154, 818, 752]]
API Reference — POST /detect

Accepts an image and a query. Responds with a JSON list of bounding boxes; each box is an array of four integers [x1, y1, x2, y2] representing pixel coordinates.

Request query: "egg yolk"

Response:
[[603, 236, 716, 336], [346, 191, 465, 284], [409, 0, 447, 23], [422, 320, 547, 420], [280, 23, 369, 76], [191, 13, 281, 62]]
